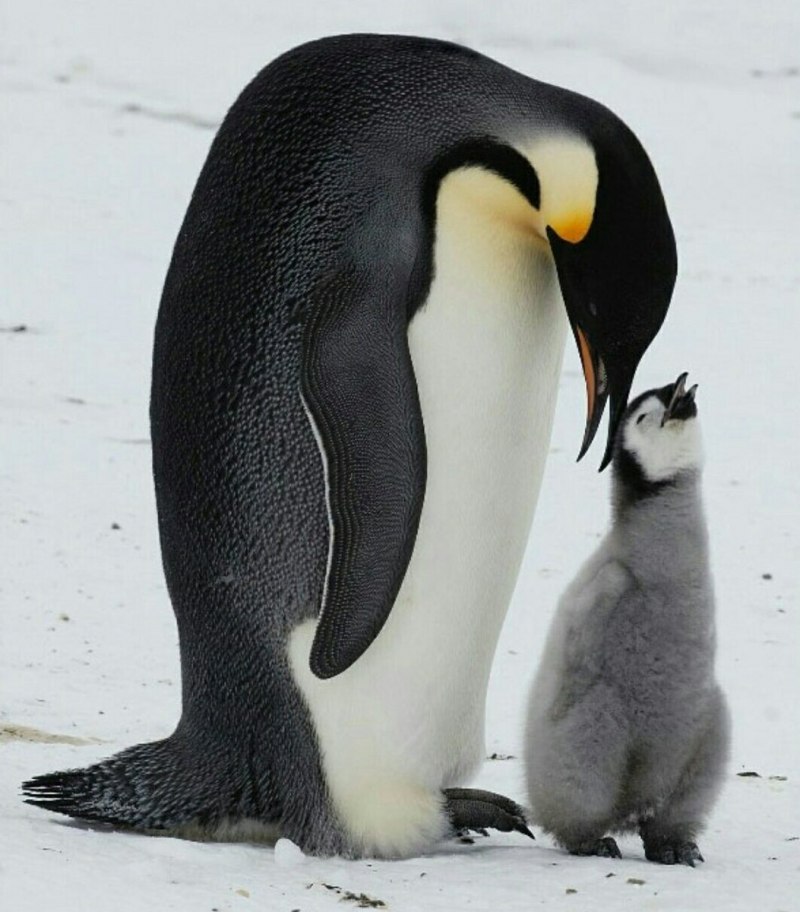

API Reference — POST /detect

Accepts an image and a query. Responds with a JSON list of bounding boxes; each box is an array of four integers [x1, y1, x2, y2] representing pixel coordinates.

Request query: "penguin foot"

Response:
[[454, 827, 489, 844], [644, 840, 703, 867], [443, 788, 534, 840], [568, 836, 622, 859]]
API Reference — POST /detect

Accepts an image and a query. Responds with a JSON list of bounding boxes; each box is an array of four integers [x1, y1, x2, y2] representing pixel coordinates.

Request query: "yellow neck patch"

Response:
[[548, 209, 594, 243], [431, 134, 599, 249], [522, 135, 598, 244]]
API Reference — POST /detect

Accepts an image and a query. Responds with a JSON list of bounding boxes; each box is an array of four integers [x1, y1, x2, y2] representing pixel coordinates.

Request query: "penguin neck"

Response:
[[610, 473, 709, 579], [420, 134, 599, 262]]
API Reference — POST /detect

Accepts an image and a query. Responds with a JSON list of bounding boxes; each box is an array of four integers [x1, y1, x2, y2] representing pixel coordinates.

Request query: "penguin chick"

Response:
[[524, 373, 730, 865]]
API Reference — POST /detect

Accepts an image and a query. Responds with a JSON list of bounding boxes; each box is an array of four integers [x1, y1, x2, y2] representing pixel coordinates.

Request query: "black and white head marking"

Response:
[[614, 373, 702, 500]]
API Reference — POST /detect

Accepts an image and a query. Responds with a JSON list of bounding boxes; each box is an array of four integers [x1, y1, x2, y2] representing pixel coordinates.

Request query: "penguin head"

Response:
[[615, 373, 702, 489], [424, 126, 676, 472], [544, 137, 677, 471]]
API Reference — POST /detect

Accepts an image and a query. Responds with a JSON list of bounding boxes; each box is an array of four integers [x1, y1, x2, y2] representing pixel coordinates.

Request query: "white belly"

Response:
[[289, 168, 568, 856]]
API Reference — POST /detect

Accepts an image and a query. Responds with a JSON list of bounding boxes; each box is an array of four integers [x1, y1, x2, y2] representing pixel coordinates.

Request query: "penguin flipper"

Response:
[[302, 264, 426, 679]]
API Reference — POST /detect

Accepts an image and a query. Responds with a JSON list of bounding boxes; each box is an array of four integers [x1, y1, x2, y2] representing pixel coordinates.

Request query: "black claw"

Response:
[[570, 836, 621, 858], [599, 836, 622, 859], [443, 788, 527, 819], [677, 843, 704, 867], [644, 841, 703, 867], [443, 788, 534, 842], [517, 821, 536, 840]]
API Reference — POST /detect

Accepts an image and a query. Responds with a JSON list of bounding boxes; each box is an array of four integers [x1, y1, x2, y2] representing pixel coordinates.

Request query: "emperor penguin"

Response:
[[525, 374, 730, 865], [24, 35, 678, 858]]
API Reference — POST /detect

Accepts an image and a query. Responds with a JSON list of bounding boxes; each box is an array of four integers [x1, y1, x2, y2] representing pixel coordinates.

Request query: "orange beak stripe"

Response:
[[575, 325, 597, 425], [551, 211, 592, 244]]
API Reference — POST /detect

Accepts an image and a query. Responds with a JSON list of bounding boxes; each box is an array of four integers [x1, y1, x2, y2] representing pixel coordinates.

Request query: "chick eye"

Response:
[[636, 414, 647, 425]]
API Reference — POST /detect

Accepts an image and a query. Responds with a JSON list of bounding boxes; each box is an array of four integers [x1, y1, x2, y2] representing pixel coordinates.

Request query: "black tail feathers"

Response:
[[23, 737, 237, 831]]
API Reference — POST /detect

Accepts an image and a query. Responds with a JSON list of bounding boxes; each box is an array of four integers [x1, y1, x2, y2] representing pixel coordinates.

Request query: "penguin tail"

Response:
[[22, 737, 231, 831]]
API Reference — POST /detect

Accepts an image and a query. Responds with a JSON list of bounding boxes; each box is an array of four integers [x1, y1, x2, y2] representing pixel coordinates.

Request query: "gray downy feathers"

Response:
[[524, 374, 730, 865]]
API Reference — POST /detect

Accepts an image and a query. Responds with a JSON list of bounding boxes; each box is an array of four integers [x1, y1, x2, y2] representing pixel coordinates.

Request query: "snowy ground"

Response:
[[2, 2, 799, 910]]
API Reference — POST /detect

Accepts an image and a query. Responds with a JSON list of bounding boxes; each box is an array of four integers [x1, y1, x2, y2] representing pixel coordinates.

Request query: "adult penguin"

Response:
[[24, 34, 677, 858]]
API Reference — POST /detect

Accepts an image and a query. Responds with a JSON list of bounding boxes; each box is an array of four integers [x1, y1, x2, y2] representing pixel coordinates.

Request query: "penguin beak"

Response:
[[601, 378, 633, 471], [661, 372, 698, 425], [571, 322, 636, 471], [547, 226, 641, 471], [573, 325, 609, 464]]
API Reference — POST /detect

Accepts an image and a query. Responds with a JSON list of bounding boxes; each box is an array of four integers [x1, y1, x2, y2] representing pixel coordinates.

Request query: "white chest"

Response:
[[289, 167, 567, 854]]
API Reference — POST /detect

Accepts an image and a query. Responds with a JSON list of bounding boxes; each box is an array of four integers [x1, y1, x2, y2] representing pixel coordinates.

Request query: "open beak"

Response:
[[661, 372, 698, 425], [546, 226, 642, 472]]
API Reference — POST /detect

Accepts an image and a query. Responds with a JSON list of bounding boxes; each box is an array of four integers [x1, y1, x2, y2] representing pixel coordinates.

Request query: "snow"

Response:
[[274, 838, 308, 868], [2, 1, 798, 910]]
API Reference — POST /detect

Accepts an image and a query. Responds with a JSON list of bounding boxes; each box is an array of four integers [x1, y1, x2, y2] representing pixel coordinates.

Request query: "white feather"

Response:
[[624, 395, 704, 481], [300, 392, 334, 617], [289, 144, 597, 856]]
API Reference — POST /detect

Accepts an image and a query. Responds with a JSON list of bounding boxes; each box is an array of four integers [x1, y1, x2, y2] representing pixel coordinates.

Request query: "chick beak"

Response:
[[661, 372, 697, 426]]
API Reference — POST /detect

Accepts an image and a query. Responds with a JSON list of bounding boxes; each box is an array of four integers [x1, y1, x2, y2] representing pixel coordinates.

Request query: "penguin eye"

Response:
[[636, 414, 647, 425]]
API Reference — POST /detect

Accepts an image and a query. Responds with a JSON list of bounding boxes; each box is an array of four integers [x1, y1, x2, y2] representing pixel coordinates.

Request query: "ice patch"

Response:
[[274, 837, 307, 867]]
